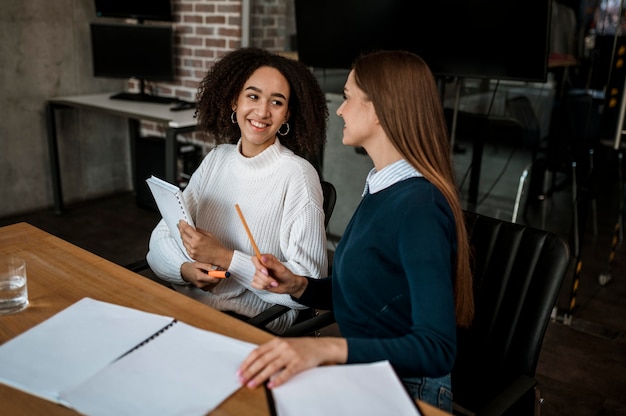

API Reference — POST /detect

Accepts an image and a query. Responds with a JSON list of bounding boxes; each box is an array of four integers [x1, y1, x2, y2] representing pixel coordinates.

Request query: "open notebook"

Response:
[[0, 298, 423, 416], [0, 298, 256, 416]]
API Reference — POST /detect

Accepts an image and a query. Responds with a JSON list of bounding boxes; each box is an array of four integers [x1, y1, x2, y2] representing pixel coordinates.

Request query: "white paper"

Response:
[[0, 298, 259, 416], [0, 297, 173, 404], [60, 321, 257, 416], [271, 361, 421, 416]]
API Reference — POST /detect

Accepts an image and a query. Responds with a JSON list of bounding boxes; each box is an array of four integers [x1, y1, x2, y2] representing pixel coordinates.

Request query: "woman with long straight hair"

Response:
[[237, 50, 474, 411]]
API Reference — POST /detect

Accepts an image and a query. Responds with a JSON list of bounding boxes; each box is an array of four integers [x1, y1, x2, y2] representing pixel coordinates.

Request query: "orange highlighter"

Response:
[[207, 265, 230, 279]]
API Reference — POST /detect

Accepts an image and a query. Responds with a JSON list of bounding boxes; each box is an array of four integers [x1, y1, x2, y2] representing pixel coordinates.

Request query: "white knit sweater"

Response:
[[146, 138, 328, 333]]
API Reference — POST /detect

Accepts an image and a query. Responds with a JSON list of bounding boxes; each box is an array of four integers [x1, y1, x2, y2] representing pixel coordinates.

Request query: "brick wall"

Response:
[[138, 0, 292, 147], [251, 0, 289, 50]]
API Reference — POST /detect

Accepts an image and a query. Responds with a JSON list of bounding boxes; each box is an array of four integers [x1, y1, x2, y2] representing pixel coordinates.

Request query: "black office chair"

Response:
[[453, 211, 570, 416], [277, 210, 571, 416], [319, 180, 337, 231], [503, 95, 549, 223], [504, 95, 543, 159], [125, 180, 337, 334]]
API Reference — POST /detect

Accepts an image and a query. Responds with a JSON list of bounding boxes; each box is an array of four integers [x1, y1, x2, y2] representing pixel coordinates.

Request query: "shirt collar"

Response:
[[363, 159, 423, 196]]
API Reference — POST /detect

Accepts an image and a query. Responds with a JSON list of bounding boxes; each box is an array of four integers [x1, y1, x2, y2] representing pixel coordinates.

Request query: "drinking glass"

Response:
[[0, 257, 28, 315]]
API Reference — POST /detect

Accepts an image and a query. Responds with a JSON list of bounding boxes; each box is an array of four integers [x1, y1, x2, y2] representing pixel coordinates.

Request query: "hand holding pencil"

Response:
[[235, 204, 309, 297]]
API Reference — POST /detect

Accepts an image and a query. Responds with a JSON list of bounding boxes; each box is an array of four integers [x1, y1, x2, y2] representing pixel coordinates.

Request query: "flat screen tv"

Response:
[[94, 0, 173, 22], [295, 0, 551, 82], [90, 23, 175, 101]]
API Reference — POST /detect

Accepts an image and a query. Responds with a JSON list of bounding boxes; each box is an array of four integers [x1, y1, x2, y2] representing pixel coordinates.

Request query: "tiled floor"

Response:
[[0, 134, 624, 415]]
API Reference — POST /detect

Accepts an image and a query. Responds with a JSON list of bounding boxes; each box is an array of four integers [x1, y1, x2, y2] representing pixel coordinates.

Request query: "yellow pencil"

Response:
[[235, 204, 262, 262]]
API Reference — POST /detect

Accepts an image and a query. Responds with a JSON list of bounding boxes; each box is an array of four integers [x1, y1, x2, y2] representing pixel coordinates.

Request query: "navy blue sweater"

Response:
[[298, 177, 457, 378]]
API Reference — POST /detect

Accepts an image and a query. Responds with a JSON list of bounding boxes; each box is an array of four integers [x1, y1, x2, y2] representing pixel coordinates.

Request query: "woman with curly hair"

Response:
[[147, 47, 329, 334]]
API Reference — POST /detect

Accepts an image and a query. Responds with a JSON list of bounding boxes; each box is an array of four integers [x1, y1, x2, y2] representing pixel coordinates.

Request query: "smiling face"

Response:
[[232, 66, 291, 157]]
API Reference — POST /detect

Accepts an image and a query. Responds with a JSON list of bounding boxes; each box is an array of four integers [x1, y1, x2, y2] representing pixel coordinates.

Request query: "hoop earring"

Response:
[[277, 122, 290, 136], [230, 111, 237, 124]]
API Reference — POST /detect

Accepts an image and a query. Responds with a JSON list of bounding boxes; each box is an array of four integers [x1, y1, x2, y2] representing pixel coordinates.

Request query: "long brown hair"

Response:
[[353, 50, 474, 327]]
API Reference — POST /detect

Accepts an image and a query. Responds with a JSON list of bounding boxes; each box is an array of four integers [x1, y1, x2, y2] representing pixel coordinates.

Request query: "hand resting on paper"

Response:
[[178, 220, 233, 269], [237, 335, 347, 389], [237, 253, 347, 390]]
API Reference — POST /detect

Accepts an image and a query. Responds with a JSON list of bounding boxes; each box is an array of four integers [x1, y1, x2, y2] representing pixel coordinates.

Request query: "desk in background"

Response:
[[0, 222, 449, 416], [46, 93, 198, 214]]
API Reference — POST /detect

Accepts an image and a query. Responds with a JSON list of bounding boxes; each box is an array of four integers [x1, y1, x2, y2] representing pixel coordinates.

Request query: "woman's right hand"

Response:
[[251, 254, 308, 298]]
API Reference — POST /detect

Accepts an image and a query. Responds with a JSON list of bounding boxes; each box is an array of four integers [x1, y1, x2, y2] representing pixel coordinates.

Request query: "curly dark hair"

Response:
[[195, 47, 328, 162]]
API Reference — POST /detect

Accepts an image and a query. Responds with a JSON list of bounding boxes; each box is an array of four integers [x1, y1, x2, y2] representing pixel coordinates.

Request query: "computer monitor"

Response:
[[90, 22, 176, 102], [94, 0, 173, 22], [295, 0, 551, 83]]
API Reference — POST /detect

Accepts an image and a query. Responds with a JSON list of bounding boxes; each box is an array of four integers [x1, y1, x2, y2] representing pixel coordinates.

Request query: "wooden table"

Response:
[[0, 222, 448, 416]]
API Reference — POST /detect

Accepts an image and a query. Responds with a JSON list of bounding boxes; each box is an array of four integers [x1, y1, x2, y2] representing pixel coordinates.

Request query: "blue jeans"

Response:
[[403, 373, 453, 413]]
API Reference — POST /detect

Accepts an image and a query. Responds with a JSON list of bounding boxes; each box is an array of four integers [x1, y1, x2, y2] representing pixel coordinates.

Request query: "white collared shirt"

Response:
[[362, 159, 423, 196]]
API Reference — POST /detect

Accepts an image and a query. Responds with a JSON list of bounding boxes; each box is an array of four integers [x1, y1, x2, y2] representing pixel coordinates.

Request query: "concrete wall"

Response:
[[0, 0, 130, 217], [0, 0, 292, 218]]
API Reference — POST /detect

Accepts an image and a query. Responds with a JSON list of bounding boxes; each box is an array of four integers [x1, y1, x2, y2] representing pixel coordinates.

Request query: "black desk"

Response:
[[46, 93, 197, 214]]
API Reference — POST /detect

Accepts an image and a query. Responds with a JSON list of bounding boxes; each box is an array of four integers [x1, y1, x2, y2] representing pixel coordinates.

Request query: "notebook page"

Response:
[[0, 297, 174, 404], [271, 361, 421, 416], [60, 321, 257, 416]]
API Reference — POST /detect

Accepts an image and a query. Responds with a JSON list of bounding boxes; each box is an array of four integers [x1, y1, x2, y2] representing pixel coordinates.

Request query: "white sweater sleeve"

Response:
[[146, 219, 189, 285]]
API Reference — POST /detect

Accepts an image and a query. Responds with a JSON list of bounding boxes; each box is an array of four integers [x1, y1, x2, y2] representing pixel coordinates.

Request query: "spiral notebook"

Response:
[[0, 297, 257, 416], [145, 175, 195, 258]]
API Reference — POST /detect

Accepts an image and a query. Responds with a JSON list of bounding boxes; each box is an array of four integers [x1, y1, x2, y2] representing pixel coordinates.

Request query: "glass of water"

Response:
[[0, 257, 28, 315]]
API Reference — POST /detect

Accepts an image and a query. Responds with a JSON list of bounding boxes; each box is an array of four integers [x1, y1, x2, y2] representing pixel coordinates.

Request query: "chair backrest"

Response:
[[505, 95, 542, 151], [321, 180, 337, 230], [445, 108, 526, 153], [452, 211, 570, 413]]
